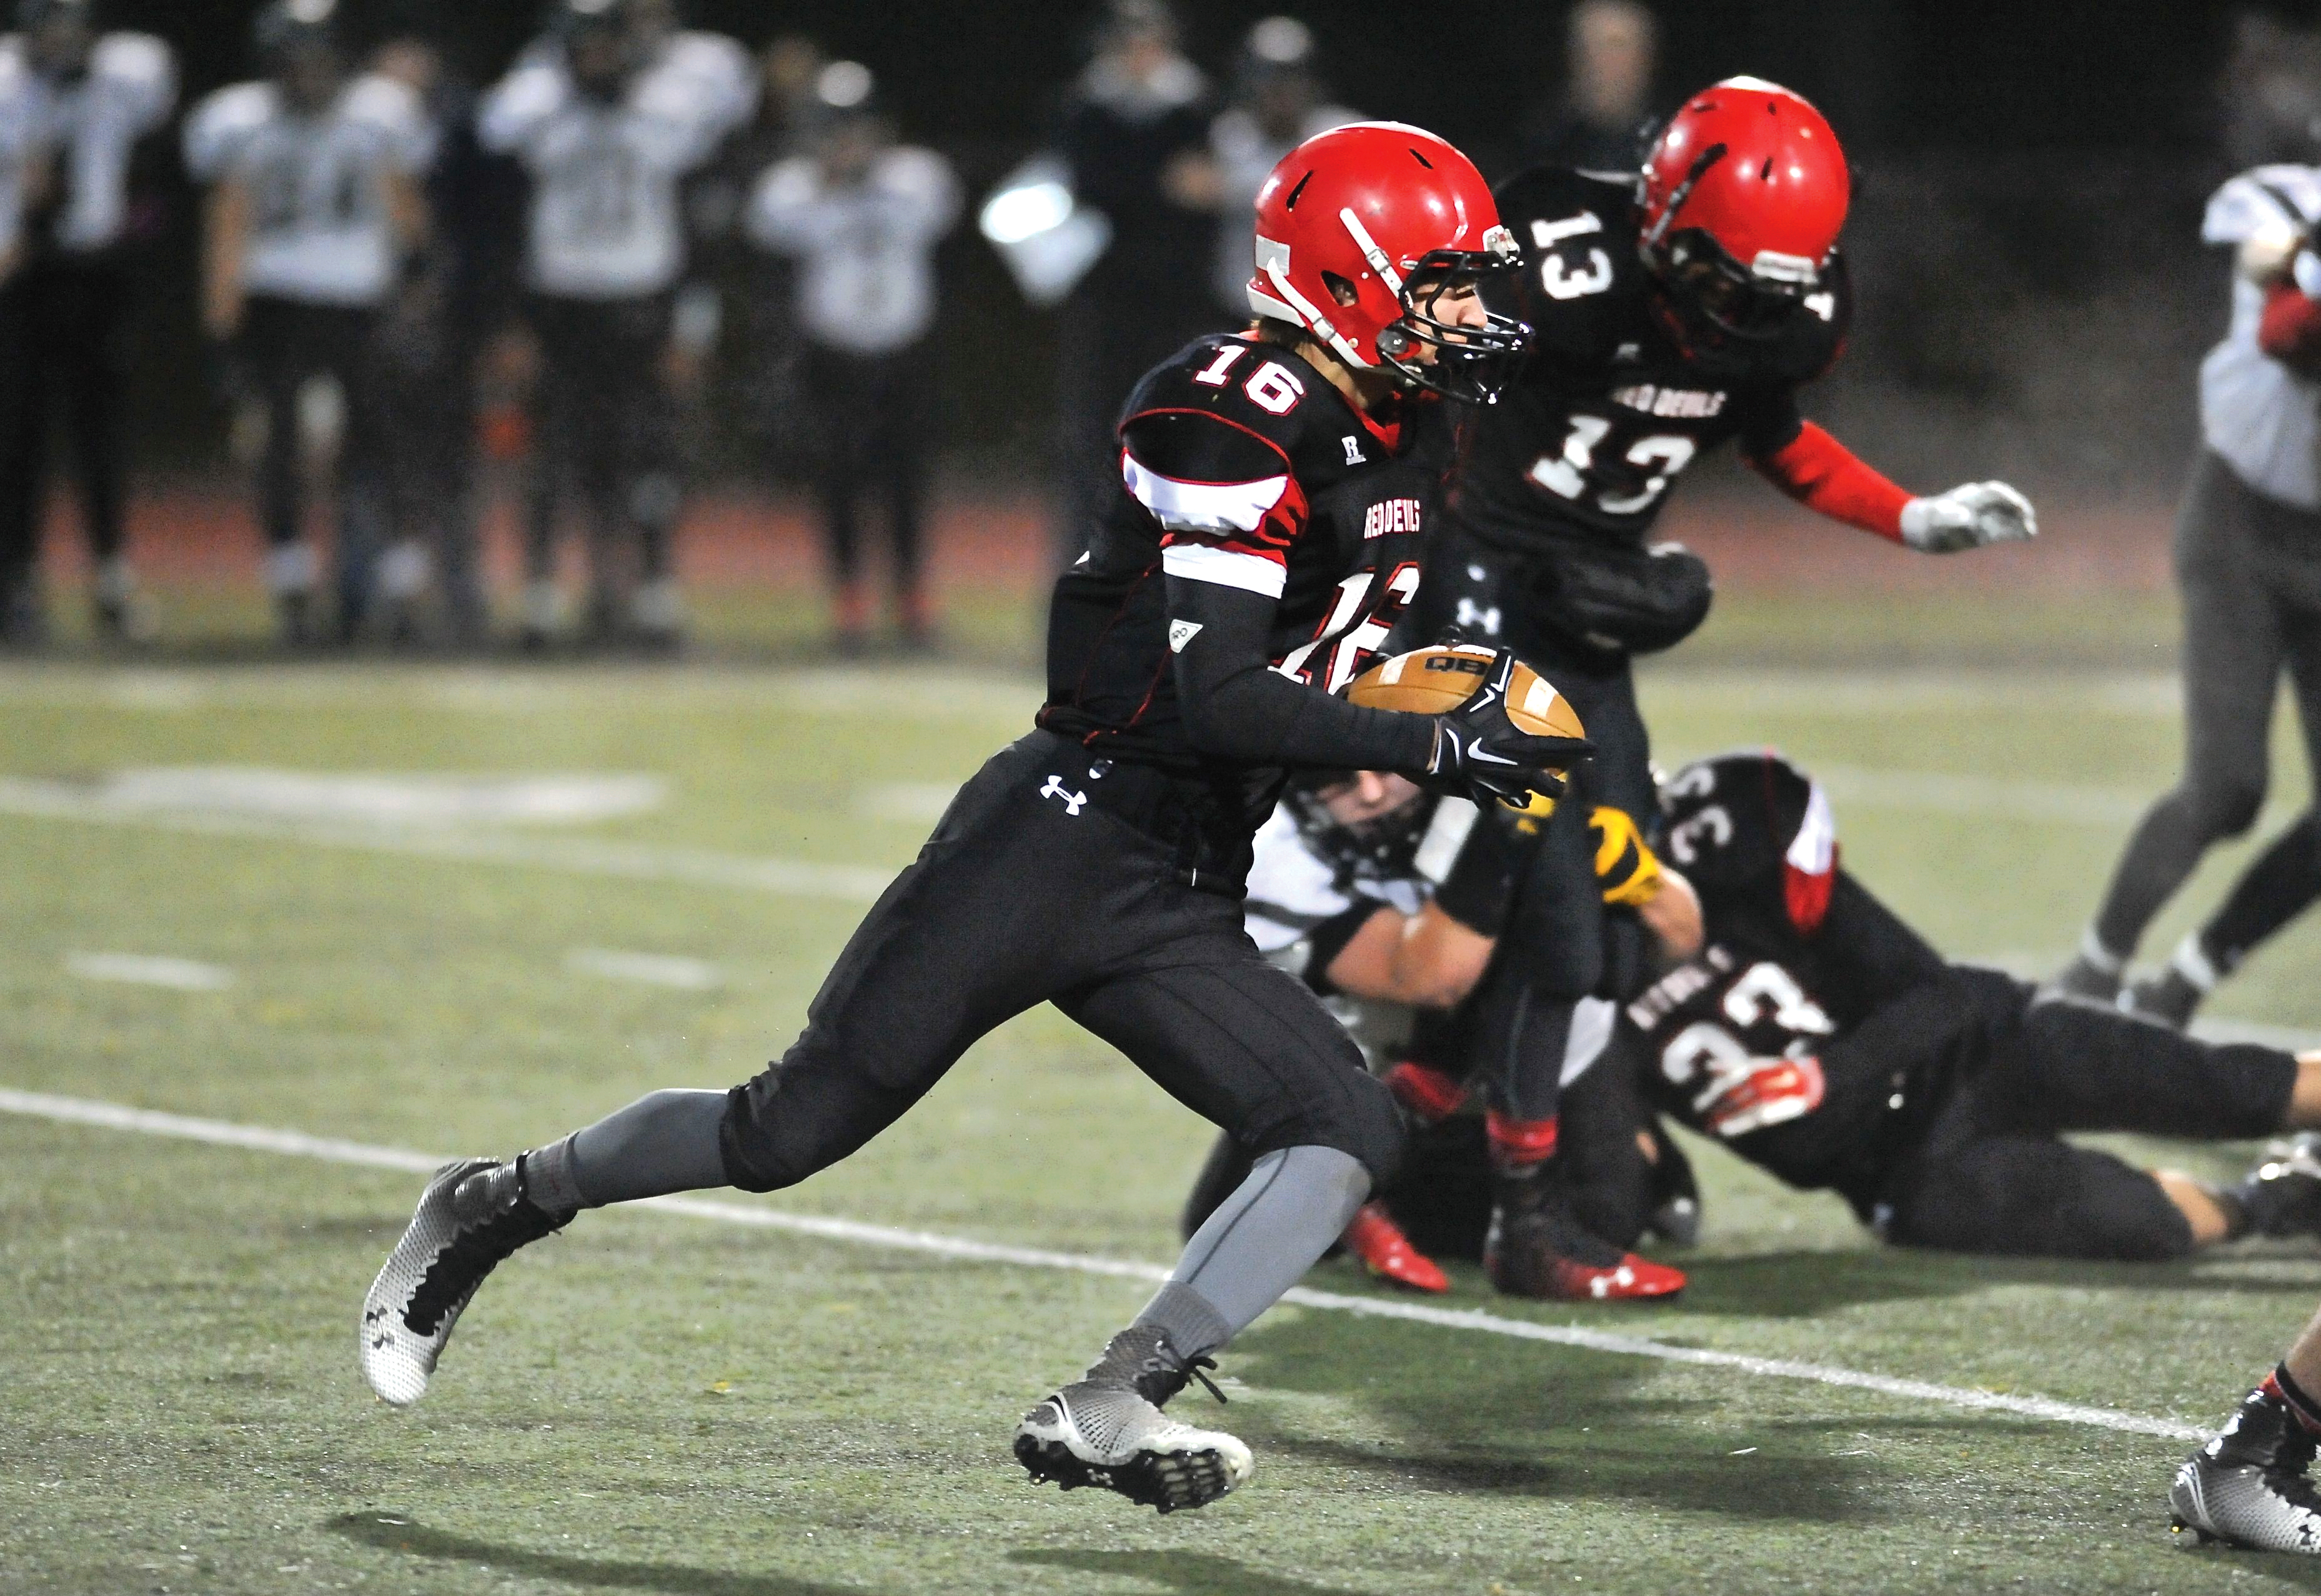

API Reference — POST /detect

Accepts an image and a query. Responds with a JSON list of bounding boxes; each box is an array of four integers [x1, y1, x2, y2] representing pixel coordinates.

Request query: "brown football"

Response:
[[1346, 645, 1588, 743]]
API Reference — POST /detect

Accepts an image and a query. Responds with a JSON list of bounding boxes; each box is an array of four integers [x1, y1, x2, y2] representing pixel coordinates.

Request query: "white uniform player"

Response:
[[746, 62, 957, 650], [0, 0, 171, 642], [184, 0, 432, 644], [480, 0, 738, 648]]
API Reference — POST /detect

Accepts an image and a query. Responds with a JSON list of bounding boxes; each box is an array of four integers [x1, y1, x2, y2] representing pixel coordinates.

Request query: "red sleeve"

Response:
[[1749, 421, 1914, 542], [2259, 282, 2321, 377]]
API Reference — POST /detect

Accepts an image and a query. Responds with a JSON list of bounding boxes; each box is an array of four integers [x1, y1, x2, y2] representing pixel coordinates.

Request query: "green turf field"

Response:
[[8, 594, 2321, 1595]]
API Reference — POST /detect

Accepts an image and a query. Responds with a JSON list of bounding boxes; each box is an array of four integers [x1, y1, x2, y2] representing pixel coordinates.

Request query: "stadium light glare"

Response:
[[980, 179, 1075, 245]]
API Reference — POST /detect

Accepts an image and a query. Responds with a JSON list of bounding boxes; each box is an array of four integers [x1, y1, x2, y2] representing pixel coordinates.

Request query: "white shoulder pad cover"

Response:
[[2205, 164, 2321, 244], [183, 81, 276, 180]]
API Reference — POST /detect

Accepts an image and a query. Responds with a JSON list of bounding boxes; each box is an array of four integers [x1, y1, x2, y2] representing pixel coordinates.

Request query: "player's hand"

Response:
[[1424, 647, 1593, 807], [1589, 805, 1664, 907], [1898, 481, 2037, 553], [2240, 221, 2305, 285]]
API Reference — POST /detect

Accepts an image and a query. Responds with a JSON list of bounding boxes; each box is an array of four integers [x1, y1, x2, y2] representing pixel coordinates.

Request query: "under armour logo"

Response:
[[1455, 597, 1502, 635], [1341, 435, 1364, 465], [1039, 775, 1088, 815]]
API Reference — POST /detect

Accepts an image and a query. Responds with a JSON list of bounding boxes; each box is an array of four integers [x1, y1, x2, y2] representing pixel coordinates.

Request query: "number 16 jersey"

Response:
[[1448, 167, 1851, 557]]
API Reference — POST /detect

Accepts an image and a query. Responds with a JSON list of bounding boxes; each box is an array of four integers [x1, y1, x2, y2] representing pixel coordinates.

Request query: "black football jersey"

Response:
[[1447, 167, 1852, 556], [1626, 753, 1954, 1206], [1041, 332, 1448, 774]]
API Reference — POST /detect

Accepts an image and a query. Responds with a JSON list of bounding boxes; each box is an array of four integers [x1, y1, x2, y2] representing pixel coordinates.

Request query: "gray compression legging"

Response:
[[2092, 450, 2321, 961], [522, 1093, 1367, 1360]]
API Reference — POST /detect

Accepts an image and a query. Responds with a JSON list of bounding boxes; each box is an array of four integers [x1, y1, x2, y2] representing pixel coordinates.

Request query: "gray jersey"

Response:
[[184, 74, 435, 307], [2199, 164, 2321, 509], [2, 30, 173, 255], [747, 146, 958, 355], [480, 54, 729, 301]]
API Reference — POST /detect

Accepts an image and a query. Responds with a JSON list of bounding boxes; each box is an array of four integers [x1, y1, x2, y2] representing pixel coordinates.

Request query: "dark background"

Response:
[[90, 0, 2321, 489]]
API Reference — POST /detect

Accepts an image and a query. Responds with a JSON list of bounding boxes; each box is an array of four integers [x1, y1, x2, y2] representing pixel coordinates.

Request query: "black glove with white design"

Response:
[[1424, 647, 1593, 808]]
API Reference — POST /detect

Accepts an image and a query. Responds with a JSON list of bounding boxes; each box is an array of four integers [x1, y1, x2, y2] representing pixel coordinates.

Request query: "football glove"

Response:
[[1424, 647, 1593, 808], [1588, 805, 1664, 907], [1898, 481, 2037, 553]]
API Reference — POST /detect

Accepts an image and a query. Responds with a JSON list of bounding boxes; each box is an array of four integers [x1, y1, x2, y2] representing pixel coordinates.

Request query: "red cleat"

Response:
[[1341, 1201, 1449, 1293], [1534, 1251, 1687, 1302], [1484, 1170, 1686, 1302]]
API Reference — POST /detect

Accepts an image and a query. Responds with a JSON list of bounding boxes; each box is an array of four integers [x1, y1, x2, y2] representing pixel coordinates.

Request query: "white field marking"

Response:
[[63, 953, 234, 991], [92, 768, 667, 828], [0, 664, 1046, 721], [566, 949, 720, 991], [0, 1085, 2209, 1444], [0, 776, 892, 901], [864, 781, 960, 825]]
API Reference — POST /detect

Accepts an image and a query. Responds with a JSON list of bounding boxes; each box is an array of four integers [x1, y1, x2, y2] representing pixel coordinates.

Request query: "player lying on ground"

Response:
[[2174, 1299, 2321, 1552], [1181, 768, 1698, 1299], [359, 123, 1581, 1516], [1540, 751, 2321, 1262], [1202, 752, 2321, 1270], [1401, 78, 2037, 1299]]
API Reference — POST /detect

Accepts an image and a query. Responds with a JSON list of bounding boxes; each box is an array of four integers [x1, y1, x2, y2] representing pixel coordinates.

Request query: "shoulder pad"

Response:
[[1767, 251, 1852, 384], [1659, 750, 1833, 890], [477, 61, 565, 154], [183, 81, 276, 179], [344, 72, 437, 171], [2207, 166, 2321, 243], [1121, 335, 1315, 465]]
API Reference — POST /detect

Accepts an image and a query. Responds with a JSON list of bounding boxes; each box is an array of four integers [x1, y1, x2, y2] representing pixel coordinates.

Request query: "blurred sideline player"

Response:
[[2055, 159, 2321, 1028], [1202, 16, 1356, 317], [362, 123, 1574, 1515], [1182, 768, 1696, 1297], [479, 0, 739, 649], [1414, 78, 2035, 1297], [747, 61, 958, 653], [0, 0, 171, 643], [186, 0, 434, 646]]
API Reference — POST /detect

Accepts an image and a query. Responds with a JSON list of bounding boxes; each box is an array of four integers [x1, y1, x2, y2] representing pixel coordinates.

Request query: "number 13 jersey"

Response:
[[1448, 167, 1851, 556], [1041, 331, 1447, 775]]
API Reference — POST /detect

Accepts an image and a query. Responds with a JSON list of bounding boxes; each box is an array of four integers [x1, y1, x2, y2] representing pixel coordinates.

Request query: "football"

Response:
[[1346, 644, 1588, 743]]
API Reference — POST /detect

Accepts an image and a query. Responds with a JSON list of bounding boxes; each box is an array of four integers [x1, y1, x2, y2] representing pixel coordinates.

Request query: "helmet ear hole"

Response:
[[1320, 270, 1363, 307]]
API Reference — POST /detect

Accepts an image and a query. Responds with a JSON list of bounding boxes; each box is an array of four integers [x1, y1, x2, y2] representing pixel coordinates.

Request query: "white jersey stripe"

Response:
[[1122, 453, 1288, 535], [1160, 542, 1288, 599]]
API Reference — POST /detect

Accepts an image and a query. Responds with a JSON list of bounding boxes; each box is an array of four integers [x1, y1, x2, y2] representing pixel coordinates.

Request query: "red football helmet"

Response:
[[1637, 77, 1850, 341], [1246, 122, 1526, 402]]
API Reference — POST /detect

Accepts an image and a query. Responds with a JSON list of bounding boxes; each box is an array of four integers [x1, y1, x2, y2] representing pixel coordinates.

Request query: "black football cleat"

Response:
[[2049, 953, 2122, 1006], [1014, 1326, 1252, 1514], [359, 1157, 570, 1407], [2123, 968, 2204, 1031], [2172, 1386, 2321, 1552], [1486, 1166, 1685, 1302], [2234, 1136, 2321, 1241]]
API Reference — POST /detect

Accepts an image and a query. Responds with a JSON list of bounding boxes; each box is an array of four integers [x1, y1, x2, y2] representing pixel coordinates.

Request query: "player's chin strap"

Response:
[[1338, 207, 1408, 297]]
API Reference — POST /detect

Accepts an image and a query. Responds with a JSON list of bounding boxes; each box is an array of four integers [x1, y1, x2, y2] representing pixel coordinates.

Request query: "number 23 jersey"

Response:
[[1448, 167, 1851, 556], [1041, 331, 1446, 775]]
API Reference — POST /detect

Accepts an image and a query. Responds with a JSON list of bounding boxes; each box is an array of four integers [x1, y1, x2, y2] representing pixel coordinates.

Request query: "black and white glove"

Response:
[[1898, 481, 2037, 553], [1424, 647, 1593, 808]]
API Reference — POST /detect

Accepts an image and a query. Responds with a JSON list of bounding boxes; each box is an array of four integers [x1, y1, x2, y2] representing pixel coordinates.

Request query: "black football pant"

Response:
[[524, 292, 681, 599], [1877, 984, 2295, 1262], [1410, 521, 1658, 1127], [375, 288, 485, 643], [804, 342, 930, 608], [717, 730, 1406, 1194], [0, 258, 132, 606], [241, 297, 392, 628], [2092, 450, 2321, 970]]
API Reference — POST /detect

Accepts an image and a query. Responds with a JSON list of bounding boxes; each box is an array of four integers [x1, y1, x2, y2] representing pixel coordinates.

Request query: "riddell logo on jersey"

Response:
[[1610, 384, 1727, 420], [1363, 498, 1423, 539]]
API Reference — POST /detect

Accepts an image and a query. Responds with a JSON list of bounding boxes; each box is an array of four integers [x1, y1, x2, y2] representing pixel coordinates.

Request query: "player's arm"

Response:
[[1136, 412, 1576, 794], [1741, 388, 2035, 554], [1320, 900, 1496, 1009], [2258, 275, 2321, 377], [1810, 869, 1947, 1011]]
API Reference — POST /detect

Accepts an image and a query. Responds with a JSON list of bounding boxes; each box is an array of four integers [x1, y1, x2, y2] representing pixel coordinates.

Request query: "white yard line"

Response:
[[0, 1085, 2209, 1444], [567, 949, 721, 990], [63, 953, 234, 991], [0, 776, 892, 901]]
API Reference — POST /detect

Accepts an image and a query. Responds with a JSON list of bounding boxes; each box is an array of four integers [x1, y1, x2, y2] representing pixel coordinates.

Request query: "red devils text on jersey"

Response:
[[1041, 331, 1448, 777], [1449, 167, 1852, 557]]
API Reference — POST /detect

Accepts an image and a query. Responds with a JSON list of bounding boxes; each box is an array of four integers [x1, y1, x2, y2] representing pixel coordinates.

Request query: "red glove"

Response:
[[2259, 281, 2321, 378]]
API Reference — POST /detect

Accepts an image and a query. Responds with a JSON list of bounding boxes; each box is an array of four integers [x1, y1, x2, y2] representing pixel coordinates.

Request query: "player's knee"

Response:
[[2187, 777, 2266, 840], [1250, 1070, 1407, 1191]]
